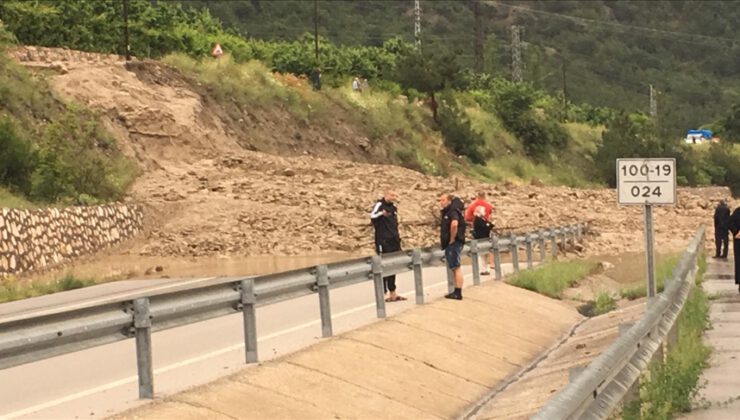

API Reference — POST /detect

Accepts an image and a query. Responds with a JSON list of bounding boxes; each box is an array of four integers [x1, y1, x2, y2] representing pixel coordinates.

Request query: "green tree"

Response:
[[721, 103, 740, 144], [437, 92, 488, 164], [393, 49, 460, 122], [492, 81, 570, 159]]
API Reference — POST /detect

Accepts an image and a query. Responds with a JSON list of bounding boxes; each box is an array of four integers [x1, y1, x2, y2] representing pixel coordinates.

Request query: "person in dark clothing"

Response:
[[440, 193, 466, 300], [472, 206, 494, 275], [370, 190, 406, 302], [729, 207, 740, 293], [714, 200, 731, 259]]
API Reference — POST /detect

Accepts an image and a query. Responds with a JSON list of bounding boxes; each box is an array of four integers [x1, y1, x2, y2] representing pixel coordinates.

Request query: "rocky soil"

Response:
[[9, 47, 734, 261]]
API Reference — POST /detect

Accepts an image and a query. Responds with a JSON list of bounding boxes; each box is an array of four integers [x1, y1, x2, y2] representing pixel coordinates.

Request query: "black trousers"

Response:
[[383, 275, 397, 293], [716, 229, 729, 258], [376, 242, 400, 293]]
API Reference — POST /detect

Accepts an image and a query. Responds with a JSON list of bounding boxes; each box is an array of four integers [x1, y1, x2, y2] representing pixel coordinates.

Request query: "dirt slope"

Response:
[[9, 47, 733, 259]]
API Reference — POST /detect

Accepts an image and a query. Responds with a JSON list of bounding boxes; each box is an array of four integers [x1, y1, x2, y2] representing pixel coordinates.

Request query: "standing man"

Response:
[[370, 191, 406, 302], [465, 191, 494, 224], [714, 200, 731, 260], [729, 207, 740, 293], [440, 193, 467, 300], [465, 191, 495, 275]]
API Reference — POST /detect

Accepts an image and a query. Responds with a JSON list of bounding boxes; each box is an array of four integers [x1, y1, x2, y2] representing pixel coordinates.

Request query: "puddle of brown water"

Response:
[[587, 251, 679, 285], [20, 252, 367, 285]]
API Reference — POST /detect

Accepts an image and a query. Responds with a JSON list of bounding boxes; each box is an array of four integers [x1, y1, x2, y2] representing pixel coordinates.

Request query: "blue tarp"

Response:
[[686, 129, 713, 138]]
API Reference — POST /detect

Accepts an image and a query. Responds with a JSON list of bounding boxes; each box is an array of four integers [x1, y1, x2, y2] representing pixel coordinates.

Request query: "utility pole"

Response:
[[473, 0, 483, 72], [314, 0, 319, 64], [123, 0, 130, 61], [511, 25, 523, 83], [561, 56, 568, 119], [414, 0, 421, 51], [649, 84, 657, 119]]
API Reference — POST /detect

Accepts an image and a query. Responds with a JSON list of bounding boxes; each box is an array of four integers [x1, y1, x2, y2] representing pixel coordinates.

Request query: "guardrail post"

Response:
[[577, 223, 583, 240], [133, 298, 154, 399], [569, 365, 586, 382], [666, 319, 679, 351], [240, 279, 258, 363], [560, 227, 568, 253], [538, 229, 546, 263], [550, 228, 558, 258], [619, 322, 634, 335], [510, 233, 520, 272], [570, 224, 578, 251], [619, 321, 640, 407], [492, 236, 502, 281], [651, 324, 665, 365], [316, 265, 333, 338], [525, 234, 534, 269], [470, 240, 481, 286], [412, 248, 424, 305], [371, 255, 386, 319]]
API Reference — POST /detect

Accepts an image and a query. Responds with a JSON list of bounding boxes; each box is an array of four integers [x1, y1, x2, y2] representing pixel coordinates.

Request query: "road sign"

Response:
[[617, 158, 676, 205], [616, 158, 677, 304]]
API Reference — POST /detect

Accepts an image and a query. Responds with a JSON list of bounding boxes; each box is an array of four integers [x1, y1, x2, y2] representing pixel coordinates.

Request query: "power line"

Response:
[[489, 1, 739, 48], [414, 0, 421, 50], [510, 25, 523, 82]]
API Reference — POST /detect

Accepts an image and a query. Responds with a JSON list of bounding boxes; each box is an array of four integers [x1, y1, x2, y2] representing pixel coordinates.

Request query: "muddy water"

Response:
[[20, 252, 367, 285], [588, 251, 679, 285]]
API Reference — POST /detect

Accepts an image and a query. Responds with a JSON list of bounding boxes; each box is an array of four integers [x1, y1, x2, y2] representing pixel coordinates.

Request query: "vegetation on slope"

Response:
[[183, 0, 740, 139], [0, 22, 136, 206], [1, 0, 739, 202], [508, 260, 597, 299], [622, 255, 710, 419]]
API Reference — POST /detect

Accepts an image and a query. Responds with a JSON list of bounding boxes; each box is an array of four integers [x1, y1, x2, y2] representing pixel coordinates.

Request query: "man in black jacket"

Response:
[[370, 191, 406, 302], [714, 200, 731, 259], [440, 193, 467, 300]]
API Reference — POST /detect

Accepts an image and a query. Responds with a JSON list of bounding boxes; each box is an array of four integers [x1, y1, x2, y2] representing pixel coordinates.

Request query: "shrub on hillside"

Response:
[[0, 118, 34, 193], [492, 81, 570, 159], [31, 108, 134, 204], [706, 143, 740, 197], [437, 93, 488, 165]]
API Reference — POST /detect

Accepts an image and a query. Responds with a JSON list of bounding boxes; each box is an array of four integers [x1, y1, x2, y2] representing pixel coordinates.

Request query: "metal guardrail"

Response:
[[0, 223, 586, 399], [534, 225, 706, 420]]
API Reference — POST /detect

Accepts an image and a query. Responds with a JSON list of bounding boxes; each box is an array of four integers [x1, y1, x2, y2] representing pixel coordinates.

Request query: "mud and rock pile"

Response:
[[131, 150, 729, 258]]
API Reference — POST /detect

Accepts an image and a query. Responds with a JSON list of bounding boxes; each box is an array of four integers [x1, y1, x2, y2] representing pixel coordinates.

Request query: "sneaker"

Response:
[[480, 271, 491, 276], [445, 292, 462, 300]]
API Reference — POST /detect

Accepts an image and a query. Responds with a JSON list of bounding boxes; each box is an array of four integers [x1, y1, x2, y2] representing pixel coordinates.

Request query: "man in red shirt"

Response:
[[465, 191, 494, 224], [465, 192, 495, 275]]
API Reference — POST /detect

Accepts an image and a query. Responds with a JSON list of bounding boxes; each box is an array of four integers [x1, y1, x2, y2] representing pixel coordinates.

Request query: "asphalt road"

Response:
[[0, 264, 509, 419]]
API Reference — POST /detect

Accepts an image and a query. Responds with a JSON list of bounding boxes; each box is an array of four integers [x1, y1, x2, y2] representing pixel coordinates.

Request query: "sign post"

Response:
[[617, 158, 676, 303]]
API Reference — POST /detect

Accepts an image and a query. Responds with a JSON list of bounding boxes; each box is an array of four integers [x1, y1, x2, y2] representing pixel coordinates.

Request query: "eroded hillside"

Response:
[[9, 47, 730, 259]]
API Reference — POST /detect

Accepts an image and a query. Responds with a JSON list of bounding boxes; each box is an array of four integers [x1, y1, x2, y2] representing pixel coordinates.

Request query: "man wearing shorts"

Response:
[[439, 193, 467, 300]]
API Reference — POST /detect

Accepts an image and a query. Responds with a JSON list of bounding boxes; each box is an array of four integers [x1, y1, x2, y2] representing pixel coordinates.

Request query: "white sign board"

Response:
[[617, 158, 676, 205]]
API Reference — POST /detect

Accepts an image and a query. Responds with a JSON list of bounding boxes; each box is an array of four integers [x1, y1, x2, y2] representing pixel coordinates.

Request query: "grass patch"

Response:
[[509, 260, 597, 298], [620, 255, 681, 300], [621, 263, 711, 419], [0, 187, 35, 208], [0, 274, 95, 303], [594, 291, 617, 315]]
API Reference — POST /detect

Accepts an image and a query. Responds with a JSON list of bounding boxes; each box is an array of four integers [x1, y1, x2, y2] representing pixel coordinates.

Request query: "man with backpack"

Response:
[[370, 190, 406, 302], [472, 206, 494, 275], [466, 191, 495, 276], [440, 193, 467, 300]]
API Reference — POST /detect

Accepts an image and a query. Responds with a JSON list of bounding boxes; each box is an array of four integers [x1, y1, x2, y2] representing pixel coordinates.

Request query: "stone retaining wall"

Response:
[[0, 204, 143, 276]]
